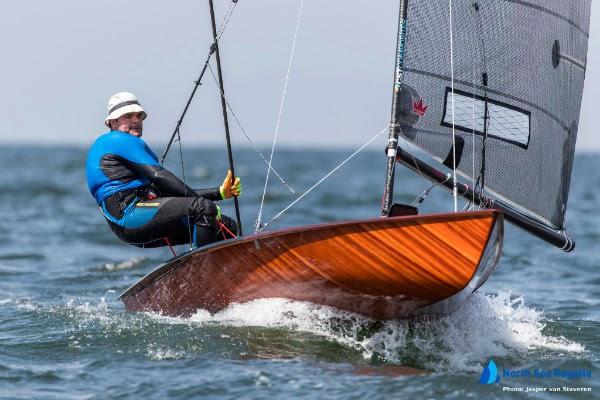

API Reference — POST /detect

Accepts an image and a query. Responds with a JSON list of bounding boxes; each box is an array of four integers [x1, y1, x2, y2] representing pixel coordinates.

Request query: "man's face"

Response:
[[110, 112, 144, 137]]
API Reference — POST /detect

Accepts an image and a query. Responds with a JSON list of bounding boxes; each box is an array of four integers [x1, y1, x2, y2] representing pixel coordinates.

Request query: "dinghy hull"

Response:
[[120, 210, 503, 319]]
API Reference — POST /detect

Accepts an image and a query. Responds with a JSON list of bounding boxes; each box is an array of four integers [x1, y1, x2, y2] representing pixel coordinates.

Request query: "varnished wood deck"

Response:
[[120, 210, 503, 319]]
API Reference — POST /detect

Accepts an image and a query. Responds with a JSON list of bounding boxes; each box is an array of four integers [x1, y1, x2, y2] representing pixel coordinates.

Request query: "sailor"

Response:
[[86, 92, 240, 249]]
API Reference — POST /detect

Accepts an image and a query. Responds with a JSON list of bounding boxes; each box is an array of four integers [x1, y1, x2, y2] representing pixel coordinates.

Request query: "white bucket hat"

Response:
[[104, 92, 147, 127]]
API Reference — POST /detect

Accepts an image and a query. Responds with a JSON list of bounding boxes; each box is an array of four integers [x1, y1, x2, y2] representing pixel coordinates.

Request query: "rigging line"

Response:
[[160, 0, 240, 164], [470, 41, 477, 210], [397, 133, 442, 210], [176, 130, 194, 249], [217, 1, 237, 39], [206, 63, 295, 194], [473, 1, 489, 196], [258, 125, 388, 232], [448, 0, 458, 213], [469, 7, 480, 210], [472, 88, 477, 209], [411, 174, 451, 207], [255, 0, 305, 233]]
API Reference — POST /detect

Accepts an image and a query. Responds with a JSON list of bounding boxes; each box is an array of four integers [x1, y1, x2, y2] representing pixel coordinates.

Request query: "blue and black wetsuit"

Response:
[[86, 130, 237, 248]]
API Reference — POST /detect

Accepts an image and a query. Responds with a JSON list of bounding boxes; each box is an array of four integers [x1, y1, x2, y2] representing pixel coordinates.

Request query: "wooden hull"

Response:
[[120, 210, 503, 320]]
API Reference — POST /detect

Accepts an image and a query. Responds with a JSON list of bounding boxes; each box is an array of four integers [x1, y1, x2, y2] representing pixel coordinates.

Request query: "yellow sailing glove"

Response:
[[216, 205, 222, 220], [219, 170, 242, 199]]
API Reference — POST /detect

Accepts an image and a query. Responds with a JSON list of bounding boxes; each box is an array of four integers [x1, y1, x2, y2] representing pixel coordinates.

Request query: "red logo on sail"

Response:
[[412, 98, 428, 117]]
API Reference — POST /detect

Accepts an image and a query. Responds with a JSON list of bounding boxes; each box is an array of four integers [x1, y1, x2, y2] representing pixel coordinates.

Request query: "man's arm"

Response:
[[195, 187, 222, 201], [127, 163, 203, 198], [113, 136, 224, 200]]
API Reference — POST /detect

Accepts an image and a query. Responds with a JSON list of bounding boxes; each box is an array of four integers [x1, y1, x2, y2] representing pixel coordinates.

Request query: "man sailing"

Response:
[[86, 92, 240, 249]]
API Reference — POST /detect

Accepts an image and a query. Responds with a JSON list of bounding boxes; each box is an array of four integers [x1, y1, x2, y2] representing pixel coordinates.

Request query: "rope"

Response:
[[395, 136, 453, 211], [257, 125, 388, 231], [471, 71, 476, 210], [207, 63, 295, 194], [161, 0, 240, 164], [467, 44, 476, 211], [175, 131, 194, 249], [217, 219, 238, 239], [397, 133, 443, 210], [472, 2, 490, 197], [472, 97, 478, 210], [411, 174, 451, 207], [164, 237, 177, 258], [448, 0, 458, 213], [217, 1, 238, 40], [256, 0, 305, 233]]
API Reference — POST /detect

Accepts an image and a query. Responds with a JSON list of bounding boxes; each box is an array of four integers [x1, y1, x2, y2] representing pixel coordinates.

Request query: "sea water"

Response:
[[0, 146, 598, 399]]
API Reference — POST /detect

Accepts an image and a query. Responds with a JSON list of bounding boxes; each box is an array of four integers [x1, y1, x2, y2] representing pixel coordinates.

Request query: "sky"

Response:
[[0, 0, 598, 151]]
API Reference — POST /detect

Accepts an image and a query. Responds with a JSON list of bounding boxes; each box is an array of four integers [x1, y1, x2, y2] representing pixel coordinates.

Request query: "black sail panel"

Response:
[[397, 0, 591, 230]]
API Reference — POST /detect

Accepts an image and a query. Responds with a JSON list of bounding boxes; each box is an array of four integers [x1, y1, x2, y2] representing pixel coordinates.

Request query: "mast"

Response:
[[208, 0, 243, 235], [382, 0, 410, 216]]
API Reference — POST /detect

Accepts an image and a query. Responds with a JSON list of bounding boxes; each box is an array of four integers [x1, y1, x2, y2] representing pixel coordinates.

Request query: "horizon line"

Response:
[[1, 140, 599, 154]]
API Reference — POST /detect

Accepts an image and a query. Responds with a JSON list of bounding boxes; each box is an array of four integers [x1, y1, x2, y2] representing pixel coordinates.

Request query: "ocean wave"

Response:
[[42, 290, 586, 373], [150, 291, 585, 372], [0, 297, 40, 311], [0, 253, 45, 261]]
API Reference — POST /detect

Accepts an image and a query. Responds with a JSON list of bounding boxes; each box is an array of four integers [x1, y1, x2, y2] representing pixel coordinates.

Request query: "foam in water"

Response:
[[161, 290, 584, 372], [104, 257, 145, 271], [1, 297, 40, 311], [51, 290, 585, 371], [146, 344, 188, 361]]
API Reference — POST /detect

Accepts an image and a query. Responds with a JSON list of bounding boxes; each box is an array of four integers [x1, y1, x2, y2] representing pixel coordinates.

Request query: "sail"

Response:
[[396, 0, 591, 230]]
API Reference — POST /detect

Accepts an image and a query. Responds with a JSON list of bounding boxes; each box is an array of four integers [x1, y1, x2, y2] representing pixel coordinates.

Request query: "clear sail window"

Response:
[[441, 88, 531, 148]]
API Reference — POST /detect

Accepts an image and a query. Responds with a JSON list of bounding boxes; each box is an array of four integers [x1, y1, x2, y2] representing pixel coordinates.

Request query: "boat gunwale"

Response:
[[119, 209, 502, 301]]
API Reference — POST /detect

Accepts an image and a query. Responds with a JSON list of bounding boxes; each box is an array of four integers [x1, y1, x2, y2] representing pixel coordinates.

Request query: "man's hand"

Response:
[[219, 170, 242, 199]]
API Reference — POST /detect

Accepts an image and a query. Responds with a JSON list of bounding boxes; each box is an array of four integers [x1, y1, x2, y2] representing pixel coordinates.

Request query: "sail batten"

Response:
[[397, 0, 591, 231], [501, 0, 590, 37]]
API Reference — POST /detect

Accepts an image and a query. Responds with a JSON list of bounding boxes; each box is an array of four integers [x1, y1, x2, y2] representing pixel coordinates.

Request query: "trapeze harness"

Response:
[[86, 131, 237, 249]]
